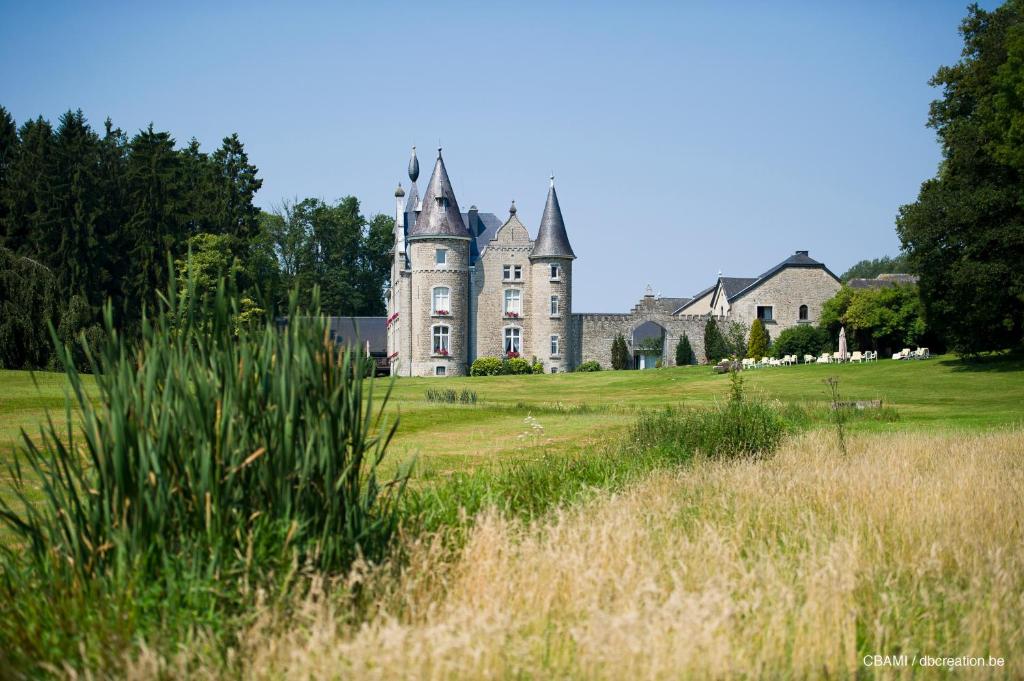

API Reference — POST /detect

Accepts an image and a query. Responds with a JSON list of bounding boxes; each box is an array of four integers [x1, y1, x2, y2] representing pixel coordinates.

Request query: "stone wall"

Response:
[[529, 256, 573, 373], [572, 293, 726, 369], [409, 237, 471, 376], [728, 267, 840, 335], [472, 216, 533, 363]]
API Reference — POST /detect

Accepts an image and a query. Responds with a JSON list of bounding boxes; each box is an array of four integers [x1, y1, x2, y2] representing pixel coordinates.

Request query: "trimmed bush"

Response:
[[747, 318, 771, 359], [505, 357, 532, 375], [471, 356, 504, 376], [674, 335, 695, 366], [577, 360, 601, 372]]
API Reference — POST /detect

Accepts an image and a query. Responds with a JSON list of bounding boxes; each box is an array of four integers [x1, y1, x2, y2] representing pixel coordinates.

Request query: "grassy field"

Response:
[[129, 429, 1024, 679], [3, 353, 1023, 677], [4, 352, 1022, 474]]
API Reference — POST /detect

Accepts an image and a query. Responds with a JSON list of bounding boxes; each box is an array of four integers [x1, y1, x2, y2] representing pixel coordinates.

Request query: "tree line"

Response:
[[0, 106, 394, 370]]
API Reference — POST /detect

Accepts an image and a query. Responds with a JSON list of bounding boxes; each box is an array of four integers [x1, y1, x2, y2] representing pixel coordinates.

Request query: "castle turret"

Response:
[[530, 176, 576, 372], [408, 148, 472, 376]]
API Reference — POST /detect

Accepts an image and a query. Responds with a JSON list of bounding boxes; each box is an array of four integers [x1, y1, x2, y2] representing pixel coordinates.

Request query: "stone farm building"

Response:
[[381, 147, 842, 377]]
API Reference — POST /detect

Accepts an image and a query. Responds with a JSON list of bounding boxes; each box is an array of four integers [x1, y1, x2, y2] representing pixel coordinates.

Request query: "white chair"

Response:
[[915, 347, 930, 359], [832, 351, 844, 363], [849, 351, 863, 363], [803, 354, 815, 365], [817, 353, 830, 364], [865, 351, 876, 362]]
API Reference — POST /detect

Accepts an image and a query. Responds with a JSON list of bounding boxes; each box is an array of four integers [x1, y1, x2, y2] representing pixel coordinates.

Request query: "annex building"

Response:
[[383, 147, 841, 376]]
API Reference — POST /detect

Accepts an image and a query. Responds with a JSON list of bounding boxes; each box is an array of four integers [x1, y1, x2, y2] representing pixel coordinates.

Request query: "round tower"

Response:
[[529, 176, 576, 373], [407, 148, 472, 377]]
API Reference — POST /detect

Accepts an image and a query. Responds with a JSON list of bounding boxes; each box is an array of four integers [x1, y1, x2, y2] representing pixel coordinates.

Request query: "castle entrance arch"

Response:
[[631, 320, 666, 369]]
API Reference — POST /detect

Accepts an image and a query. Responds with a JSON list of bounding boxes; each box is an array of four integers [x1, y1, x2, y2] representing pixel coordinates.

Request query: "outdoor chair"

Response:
[[849, 351, 863, 363], [817, 353, 830, 364], [915, 347, 930, 359], [832, 351, 844, 363], [804, 354, 815, 364]]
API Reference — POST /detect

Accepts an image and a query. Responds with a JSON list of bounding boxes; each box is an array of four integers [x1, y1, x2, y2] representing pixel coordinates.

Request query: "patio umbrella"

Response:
[[838, 326, 848, 361]]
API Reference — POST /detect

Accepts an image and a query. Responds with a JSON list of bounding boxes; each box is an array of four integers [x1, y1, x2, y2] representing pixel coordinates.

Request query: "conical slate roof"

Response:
[[531, 179, 575, 259], [408, 149, 471, 239]]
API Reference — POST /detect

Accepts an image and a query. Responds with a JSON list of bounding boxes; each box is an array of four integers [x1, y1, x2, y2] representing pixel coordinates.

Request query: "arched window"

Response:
[[798, 304, 809, 321], [504, 289, 522, 316], [432, 286, 450, 314], [432, 325, 450, 355]]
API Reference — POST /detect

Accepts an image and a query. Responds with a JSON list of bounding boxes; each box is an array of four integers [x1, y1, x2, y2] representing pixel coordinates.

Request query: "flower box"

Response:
[[435, 349, 450, 357], [504, 311, 521, 319], [433, 309, 450, 316], [505, 351, 520, 359]]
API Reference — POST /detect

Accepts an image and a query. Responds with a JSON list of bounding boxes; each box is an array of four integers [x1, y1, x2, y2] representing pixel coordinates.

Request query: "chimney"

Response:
[[796, 250, 808, 256]]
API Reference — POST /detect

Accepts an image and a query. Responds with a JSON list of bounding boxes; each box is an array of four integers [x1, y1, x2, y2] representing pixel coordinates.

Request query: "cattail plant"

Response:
[[0, 270, 407, 588]]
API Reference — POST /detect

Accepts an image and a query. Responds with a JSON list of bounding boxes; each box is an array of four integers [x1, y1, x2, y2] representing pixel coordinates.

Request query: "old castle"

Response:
[[385, 147, 841, 376]]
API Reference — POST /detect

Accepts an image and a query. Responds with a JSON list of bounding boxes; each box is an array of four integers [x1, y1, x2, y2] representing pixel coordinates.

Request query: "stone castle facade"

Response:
[[386, 148, 841, 377]]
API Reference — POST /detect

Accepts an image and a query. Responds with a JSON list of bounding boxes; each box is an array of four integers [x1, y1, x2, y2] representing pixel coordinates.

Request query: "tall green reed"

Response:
[[0, 271, 408, 586]]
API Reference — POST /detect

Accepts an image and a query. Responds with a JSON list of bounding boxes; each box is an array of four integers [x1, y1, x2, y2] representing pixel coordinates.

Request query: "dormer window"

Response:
[[435, 195, 447, 212]]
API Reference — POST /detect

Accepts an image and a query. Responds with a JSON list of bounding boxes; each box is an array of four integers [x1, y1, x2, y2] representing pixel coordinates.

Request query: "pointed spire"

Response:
[[530, 178, 575, 259], [408, 146, 419, 182], [408, 148, 470, 239]]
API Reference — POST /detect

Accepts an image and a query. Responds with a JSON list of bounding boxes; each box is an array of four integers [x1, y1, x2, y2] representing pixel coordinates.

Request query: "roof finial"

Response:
[[437, 139, 442, 158], [550, 173, 555, 188], [408, 146, 419, 182], [509, 199, 517, 215]]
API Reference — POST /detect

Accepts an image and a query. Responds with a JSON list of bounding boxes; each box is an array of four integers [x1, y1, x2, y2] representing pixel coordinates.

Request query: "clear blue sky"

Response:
[[0, 1, 992, 311]]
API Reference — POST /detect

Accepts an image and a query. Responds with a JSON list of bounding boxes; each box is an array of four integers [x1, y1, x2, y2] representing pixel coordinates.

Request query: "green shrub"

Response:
[[531, 359, 544, 374], [577, 360, 601, 372], [611, 334, 630, 369], [773, 324, 830, 359], [505, 357, 532, 375], [471, 356, 504, 376]]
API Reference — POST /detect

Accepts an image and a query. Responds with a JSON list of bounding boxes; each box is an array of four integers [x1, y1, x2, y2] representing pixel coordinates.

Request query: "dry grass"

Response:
[[130, 430, 1024, 679]]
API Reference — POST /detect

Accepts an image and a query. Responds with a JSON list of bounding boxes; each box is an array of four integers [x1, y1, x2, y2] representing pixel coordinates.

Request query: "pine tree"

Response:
[[703, 317, 729, 363], [611, 333, 630, 370], [675, 334, 694, 365], [0, 106, 17, 241], [209, 133, 262, 246], [747, 318, 771, 359], [4, 117, 58, 257], [124, 125, 187, 319]]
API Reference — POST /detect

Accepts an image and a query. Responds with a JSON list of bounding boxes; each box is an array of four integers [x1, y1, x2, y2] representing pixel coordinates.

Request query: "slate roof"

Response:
[[467, 211, 504, 262], [531, 182, 575, 259], [326, 317, 387, 355], [720, 277, 760, 300], [656, 297, 690, 314], [408, 150, 471, 239]]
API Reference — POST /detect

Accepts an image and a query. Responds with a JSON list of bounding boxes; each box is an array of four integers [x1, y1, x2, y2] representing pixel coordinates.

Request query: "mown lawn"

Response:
[[3, 353, 1023, 473]]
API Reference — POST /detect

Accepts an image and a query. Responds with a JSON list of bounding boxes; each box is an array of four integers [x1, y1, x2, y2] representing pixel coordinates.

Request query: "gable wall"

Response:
[[728, 267, 840, 334]]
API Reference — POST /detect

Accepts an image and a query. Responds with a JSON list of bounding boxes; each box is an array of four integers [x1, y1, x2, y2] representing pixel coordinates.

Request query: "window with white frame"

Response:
[[504, 289, 521, 315], [504, 327, 521, 354], [550, 295, 559, 316], [435, 365, 446, 376], [502, 264, 523, 281], [435, 248, 447, 266], [550, 334, 560, 356], [550, 263, 560, 280], [432, 286, 450, 314], [432, 325, 450, 354]]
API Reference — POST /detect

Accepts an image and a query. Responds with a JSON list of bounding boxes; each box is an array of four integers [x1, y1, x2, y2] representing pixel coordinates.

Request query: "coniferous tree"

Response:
[[124, 125, 188, 319], [0, 106, 17, 238], [747, 318, 771, 359], [703, 317, 729, 363], [209, 133, 262, 247], [675, 334, 695, 366], [611, 333, 630, 370], [3, 117, 58, 256]]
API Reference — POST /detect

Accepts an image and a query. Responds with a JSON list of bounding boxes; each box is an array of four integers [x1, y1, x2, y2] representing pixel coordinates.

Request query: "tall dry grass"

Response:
[[130, 430, 1024, 679]]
